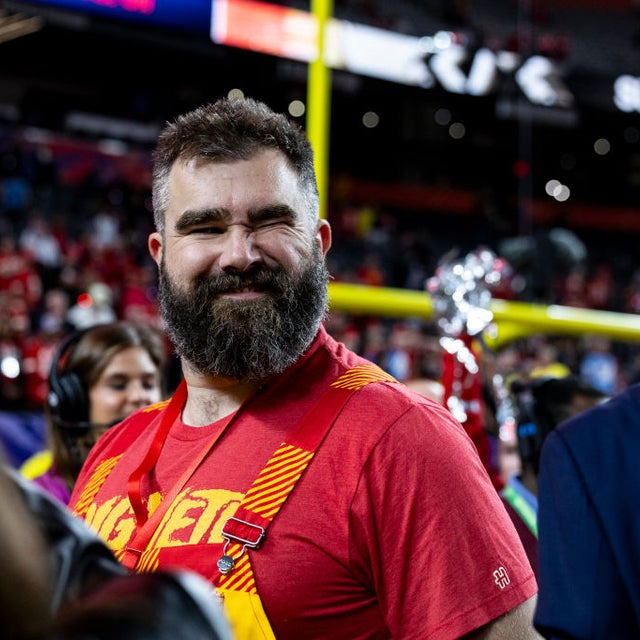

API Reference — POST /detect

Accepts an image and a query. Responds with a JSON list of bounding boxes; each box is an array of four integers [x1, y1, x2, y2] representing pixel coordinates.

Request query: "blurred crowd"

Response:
[[1, 125, 639, 429]]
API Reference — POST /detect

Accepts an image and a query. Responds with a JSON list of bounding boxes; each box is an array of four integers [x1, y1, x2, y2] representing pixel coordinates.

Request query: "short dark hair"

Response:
[[151, 97, 319, 233]]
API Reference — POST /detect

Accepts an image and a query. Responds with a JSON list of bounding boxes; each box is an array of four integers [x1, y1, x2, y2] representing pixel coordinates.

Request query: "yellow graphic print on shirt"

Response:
[[80, 485, 243, 556]]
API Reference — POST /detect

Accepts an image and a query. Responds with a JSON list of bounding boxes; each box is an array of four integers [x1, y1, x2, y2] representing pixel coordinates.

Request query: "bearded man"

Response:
[[70, 97, 539, 640]]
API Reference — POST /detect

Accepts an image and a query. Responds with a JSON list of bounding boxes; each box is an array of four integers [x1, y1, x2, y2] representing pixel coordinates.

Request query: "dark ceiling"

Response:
[[0, 0, 638, 243]]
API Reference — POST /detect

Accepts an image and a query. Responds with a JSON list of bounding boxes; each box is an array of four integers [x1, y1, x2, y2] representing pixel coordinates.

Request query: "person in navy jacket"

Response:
[[534, 383, 640, 638]]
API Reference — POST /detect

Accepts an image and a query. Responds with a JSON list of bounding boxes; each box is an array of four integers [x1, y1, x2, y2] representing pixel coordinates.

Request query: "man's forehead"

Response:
[[178, 148, 290, 170]]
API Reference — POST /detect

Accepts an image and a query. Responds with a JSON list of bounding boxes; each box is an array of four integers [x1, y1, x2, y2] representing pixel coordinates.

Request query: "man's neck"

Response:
[[180, 369, 262, 426]]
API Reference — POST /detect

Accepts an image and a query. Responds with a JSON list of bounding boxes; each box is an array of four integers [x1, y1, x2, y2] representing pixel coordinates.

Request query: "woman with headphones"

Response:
[[20, 321, 168, 504]]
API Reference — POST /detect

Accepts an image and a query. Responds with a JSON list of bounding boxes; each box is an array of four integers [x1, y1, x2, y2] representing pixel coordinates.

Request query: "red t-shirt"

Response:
[[70, 326, 536, 639]]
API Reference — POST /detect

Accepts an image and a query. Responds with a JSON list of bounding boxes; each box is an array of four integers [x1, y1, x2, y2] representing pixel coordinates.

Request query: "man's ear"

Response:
[[317, 219, 332, 256], [148, 232, 163, 266]]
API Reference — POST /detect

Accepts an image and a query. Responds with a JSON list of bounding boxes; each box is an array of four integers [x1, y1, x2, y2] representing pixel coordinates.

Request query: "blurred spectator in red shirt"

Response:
[[21, 327, 63, 410], [0, 235, 42, 310], [119, 263, 161, 326]]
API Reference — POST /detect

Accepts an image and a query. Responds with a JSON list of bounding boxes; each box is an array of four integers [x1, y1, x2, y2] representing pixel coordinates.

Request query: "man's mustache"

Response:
[[195, 268, 287, 295]]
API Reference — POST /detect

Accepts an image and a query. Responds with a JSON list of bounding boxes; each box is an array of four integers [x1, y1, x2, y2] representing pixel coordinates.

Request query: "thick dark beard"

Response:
[[158, 247, 329, 381]]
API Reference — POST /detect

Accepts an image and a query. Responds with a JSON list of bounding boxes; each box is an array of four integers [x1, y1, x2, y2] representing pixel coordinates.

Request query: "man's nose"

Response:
[[218, 226, 261, 271]]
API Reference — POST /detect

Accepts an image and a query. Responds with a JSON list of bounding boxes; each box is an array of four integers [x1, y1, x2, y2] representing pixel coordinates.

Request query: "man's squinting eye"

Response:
[[189, 219, 290, 235], [254, 219, 292, 232], [190, 225, 225, 235]]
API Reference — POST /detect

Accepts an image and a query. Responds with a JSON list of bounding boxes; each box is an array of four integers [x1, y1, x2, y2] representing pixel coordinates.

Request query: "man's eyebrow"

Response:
[[247, 204, 297, 223], [174, 204, 298, 231], [175, 208, 228, 231]]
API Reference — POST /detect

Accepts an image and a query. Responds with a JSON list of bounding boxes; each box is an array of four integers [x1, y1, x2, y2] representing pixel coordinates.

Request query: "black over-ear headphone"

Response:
[[47, 328, 92, 429]]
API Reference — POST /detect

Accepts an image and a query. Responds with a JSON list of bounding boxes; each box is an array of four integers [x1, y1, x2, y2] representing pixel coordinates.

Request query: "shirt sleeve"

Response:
[[350, 401, 537, 639]]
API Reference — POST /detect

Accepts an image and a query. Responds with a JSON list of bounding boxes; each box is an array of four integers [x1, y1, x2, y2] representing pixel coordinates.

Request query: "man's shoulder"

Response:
[[543, 383, 640, 490], [555, 383, 640, 445], [317, 329, 451, 411]]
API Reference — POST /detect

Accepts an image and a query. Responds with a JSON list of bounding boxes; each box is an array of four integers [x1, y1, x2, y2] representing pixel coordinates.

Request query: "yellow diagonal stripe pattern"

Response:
[[218, 548, 257, 592], [218, 443, 313, 592], [114, 546, 161, 574], [243, 443, 314, 519], [135, 546, 161, 573], [72, 454, 123, 517], [330, 364, 398, 390], [142, 399, 171, 413]]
